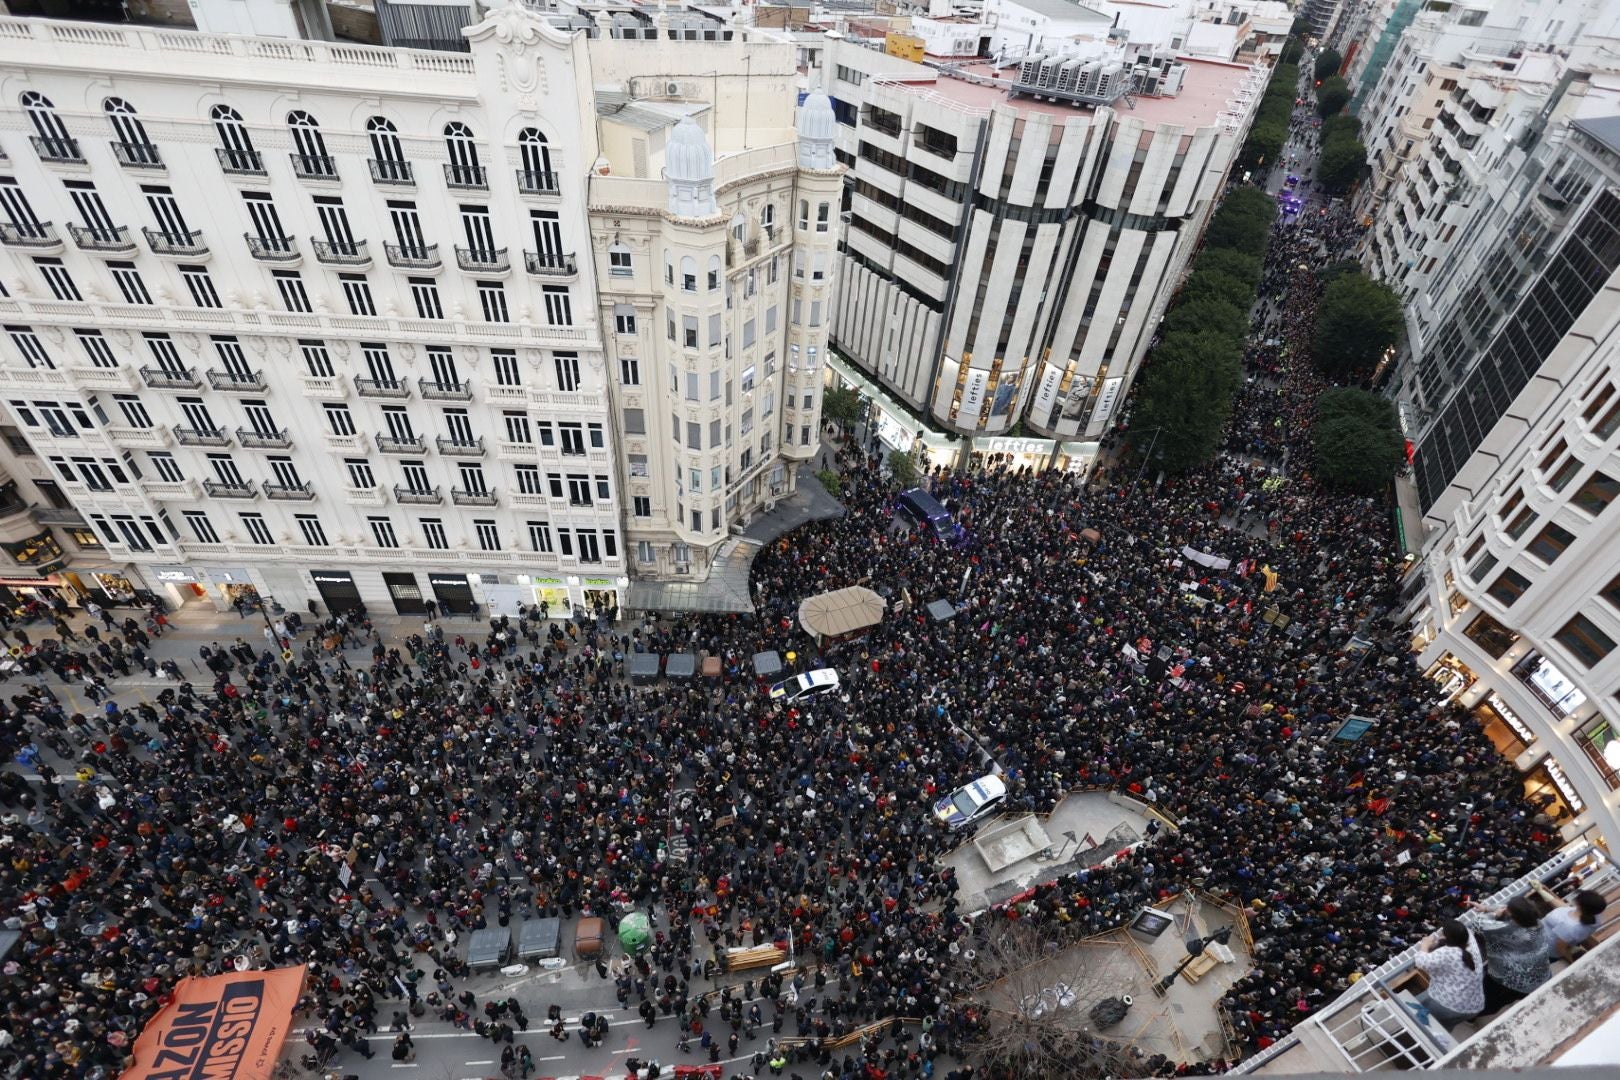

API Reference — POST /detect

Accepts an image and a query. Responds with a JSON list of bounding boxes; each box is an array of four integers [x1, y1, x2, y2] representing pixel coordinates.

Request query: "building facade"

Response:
[[824, 35, 1261, 469], [0, 6, 828, 615], [1403, 116, 1620, 844]]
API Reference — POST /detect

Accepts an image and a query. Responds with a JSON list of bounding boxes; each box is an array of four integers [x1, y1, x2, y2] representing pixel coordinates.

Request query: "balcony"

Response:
[[483, 384, 527, 405], [105, 423, 171, 448], [419, 378, 472, 401], [375, 434, 426, 454], [0, 221, 63, 252], [497, 441, 537, 461], [323, 431, 365, 453], [236, 427, 292, 449], [290, 153, 339, 181], [30, 134, 83, 164], [355, 376, 410, 399], [67, 223, 136, 255], [263, 482, 315, 501], [443, 163, 488, 190], [393, 484, 442, 505], [142, 227, 208, 258], [246, 234, 299, 263], [206, 369, 267, 393], [436, 436, 485, 457], [344, 484, 387, 507], [68, 365, 139, 391], [32, 506, 88, 527], [516, 169, 560, 195], [451, 487, 498, 506], [202, 479, 256, 498], [508, 491, 548, 509], [141, 478, 202, 501], [312, 238, 371, 268], [139, 365, 202, 390], [455, 246, 510, 273], [301, 374, 348, 400], [524, 251, 577, 278], [384, 242, 440, 270], [175, 426, 232, 447], [215, 147, 266, 177], [111, 141, 164, 170], [368, 158, 414, 186]]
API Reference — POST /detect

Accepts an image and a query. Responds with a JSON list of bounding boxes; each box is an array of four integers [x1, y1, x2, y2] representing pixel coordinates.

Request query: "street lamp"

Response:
[[1153, 926, 1232, 996]]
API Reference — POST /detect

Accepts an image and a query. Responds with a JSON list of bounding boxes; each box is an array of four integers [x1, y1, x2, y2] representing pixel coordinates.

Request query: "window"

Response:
[[35, 258, 81, 302], [401, 461, 431, 492], [683, 316, 699, 350], [182, 510, 219, 545], [444, 122, 482, 186], [273, 270, 311, 312], [477, 281, 509, 323], [543, 287, 572, 326], [503, 411, 532, 444], [1542, 441, 1580, 491], [637, 539, 654, 562], [300, 340, 335, 378], [114, 395, 152, 429], [681, 255, 698, 292], [345, 459, 375, 489], [493, 350, 521, 387], [1506, 506, 1536, 539], [527, 520, 553, 553], [614, 304, 638, 336], [623, 408, 646, 435], [22, 91, 76, 160], [341, 275, 376, 317], [608, 245, 632, 275], [290, 515, 326, 547], [575, 529, 601, 563], [474, 519, 501, 551], [1527, 522, 1577, 564], [149, 452, 183, 482], [180, 265, 221, 308], [595, 475, 611, 501], [1572, 471, 1619, 516], [1555, 614, 1616, 669], [323, 403, 356, 436], [109, 261, 151, 305], [105, 98, 158, 165], [555, 353, 580, 392], [241, 191, 290, 250], [288, 111, 334, 176], [518, 129, 554, 187], [633, 496, 651, 518], [547, 473, 564, 498], [70, 330, 114, 370], [367, 117, 409, 181], [515, 465, 543, 494], [1463, 610, 1519, 658], [240, 512, 273, 546], [567, 474, 592, 505], [6, 327, 51, 369], [620, 356, 641, 386], [421, 519, 448, 549], [708, 255, 722, 291], [1486, 568, 1532, 607], [409, 278, 443, 320], [369, 516, 399, 549]]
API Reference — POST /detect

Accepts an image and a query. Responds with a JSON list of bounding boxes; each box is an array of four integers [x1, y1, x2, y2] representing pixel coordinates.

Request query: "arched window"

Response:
[[761, 203, 776, 234], [680, 256, 697, 292], [517, 128, 555, 192], [287, 111, 335, 178], [21, 91, 77, 161], [210, 105, 260, 173], [367, 117, 410, 184], [443, 122, 483, 187], [707, 255, 722, 291], [104, 97, 160, 166]]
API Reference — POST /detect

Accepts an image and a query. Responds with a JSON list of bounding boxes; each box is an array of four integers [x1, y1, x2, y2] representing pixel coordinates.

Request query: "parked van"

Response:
[[898, 487, 955, 541]]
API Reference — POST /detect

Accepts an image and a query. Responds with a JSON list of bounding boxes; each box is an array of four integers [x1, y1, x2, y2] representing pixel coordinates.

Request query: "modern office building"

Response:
[[0, 3, 833, 614], [823, 32, 1263, 471]]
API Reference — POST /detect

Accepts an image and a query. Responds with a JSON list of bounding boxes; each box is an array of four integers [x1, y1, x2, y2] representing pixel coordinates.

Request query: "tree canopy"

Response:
[[1316, 133, 1367, 192], [1177, 268, 1258, 312], [1314, 49, 1343, 81], [1317, 76, 1351, 118], [1160, 296, 1249, 343], [1313, 271, 1404, 379], [1202, 187, 1277, 257], [1196, 248, 1263, 288], [1312, 388, 1405, 493], [821, 384, 863, 430]]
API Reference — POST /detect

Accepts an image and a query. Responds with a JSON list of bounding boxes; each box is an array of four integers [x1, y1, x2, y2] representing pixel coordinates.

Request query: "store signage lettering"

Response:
[[154, 569, 197, 583], [1487, 693, 1536, 743], [311, 573, 352, 585], [1092, 377, 1125, 423], [429, 576, 468, 588], [1543, 756, 1585, 812], [978, 437, 1053, 456]]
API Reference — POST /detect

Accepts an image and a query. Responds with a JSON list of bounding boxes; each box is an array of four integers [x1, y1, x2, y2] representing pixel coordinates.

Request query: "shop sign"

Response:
[[1033, 367, 1063, 417], [874, 408, 916, 452], [152, 566, 198, 584], [532, 577, 565, 586], [428, 575, 469, 588], [206, 568, 252, 583], [311, 572, 353, 586], [584, 578, 615, 586], [1543, 755, 1585, 813], [961, 368, 989, 414], [977, 437, 1054, 457], [1487, 693, 1536, 744], [1092, 377, 1125, 423]]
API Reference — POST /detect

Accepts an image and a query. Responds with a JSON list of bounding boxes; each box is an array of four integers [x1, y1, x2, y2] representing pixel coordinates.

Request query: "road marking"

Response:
[[389, 1065, 417, 1069], [466, 1060, 493, 1065], [538, 1055, 566, 1061]]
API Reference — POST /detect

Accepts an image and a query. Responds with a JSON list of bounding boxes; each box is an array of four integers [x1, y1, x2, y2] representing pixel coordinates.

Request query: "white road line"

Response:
[[538, 1054, 566, 1061], [465, 1060, 494, 1065], [389, 1065, 417, 1069]]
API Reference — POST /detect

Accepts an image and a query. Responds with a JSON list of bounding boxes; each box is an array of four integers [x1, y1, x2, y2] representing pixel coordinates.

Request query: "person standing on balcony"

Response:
[[1475, 898, 1552, 1012], [1413, 920, 1484, 1026]]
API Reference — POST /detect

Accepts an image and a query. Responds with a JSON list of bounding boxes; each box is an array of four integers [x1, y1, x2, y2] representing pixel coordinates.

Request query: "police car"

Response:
[[933, 773, 1007, 829], [768, 668, 841, 702]]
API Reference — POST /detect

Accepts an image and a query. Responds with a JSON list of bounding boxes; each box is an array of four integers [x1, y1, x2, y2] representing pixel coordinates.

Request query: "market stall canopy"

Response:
[[799, 586, 887, 643], [123, 965, 306, 1080]]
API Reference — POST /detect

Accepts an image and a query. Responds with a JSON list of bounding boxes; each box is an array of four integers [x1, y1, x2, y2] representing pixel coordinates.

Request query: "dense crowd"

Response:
[[0, 71, 1568, 1080]]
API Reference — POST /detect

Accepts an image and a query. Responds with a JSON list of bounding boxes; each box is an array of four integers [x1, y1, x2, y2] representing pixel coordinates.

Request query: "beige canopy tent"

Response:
[[798, 585, 887, 644]]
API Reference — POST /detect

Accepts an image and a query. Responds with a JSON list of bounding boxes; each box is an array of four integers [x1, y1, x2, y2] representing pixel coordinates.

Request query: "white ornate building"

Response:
[[0, 4, 832, 615]]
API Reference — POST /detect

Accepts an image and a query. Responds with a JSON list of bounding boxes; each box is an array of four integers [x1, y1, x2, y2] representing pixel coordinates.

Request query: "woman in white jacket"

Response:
[[1415, 919, 1485, 1026]]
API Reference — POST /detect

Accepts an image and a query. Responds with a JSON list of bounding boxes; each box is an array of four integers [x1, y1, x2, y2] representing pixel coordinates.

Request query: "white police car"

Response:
[[933, 773, 1007, 829], [768, 668, 841, 702]]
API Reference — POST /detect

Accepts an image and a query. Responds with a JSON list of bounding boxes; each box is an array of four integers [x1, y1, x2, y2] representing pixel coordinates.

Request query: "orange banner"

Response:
[[122, 965, 305, 1080]]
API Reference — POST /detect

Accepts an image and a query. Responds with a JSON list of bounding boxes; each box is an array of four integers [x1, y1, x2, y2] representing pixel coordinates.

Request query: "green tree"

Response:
[[1312, 388, 1405, 493], [1313, 272, 1404, 379], [1280, 37, 1304, 64], [887, 449, 920, 487], [1131, 352, 1243, 473], [821, 385, 863, 431], [1160, 296, 1249, 343], [1195, 248, 1263, 288], [1314, 48, 1343, 80], [815, 468, 843, 495], [1317, 135, 1367, 192], [1242, 118, 1287, 170], [1321, 113, 1361, 143], [1317, 76, 1351, 117], [1178, 268, 1257, 311], [1203, 187, 1277, 257]]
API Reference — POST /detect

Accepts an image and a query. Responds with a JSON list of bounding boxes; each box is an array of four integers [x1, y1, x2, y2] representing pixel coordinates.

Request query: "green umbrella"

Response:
[[618, 911, 652, 953]]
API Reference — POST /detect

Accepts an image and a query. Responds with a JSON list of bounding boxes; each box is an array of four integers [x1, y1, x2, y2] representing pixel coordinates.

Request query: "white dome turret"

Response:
[[797, 92, 837, 170], [666, 117, 717, 218]]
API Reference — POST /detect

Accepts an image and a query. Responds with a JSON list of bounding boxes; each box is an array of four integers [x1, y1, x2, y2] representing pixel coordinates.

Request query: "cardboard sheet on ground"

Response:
[[121, 965, 305, 1080]]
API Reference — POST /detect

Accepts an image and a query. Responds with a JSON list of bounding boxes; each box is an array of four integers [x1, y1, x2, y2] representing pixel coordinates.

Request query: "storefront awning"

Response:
[[625, 540, 757, 613], [799, 585, 887, 642]]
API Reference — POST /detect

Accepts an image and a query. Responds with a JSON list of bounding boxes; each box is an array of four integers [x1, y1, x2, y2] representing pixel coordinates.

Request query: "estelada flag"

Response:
[[123, 965, 306, 1080]]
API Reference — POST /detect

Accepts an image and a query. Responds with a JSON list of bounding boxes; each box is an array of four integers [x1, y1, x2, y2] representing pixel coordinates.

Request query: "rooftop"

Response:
[[1572, 115, 1620, 159], [887, 56, 1256, 129]]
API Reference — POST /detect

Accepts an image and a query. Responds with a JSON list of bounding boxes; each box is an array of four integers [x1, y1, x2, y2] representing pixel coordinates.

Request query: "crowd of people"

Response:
[[0, 63, 1576, 1080]]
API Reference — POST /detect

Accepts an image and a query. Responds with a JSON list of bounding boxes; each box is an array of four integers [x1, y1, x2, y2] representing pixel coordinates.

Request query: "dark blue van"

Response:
[[898, 487, 955, 541]]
